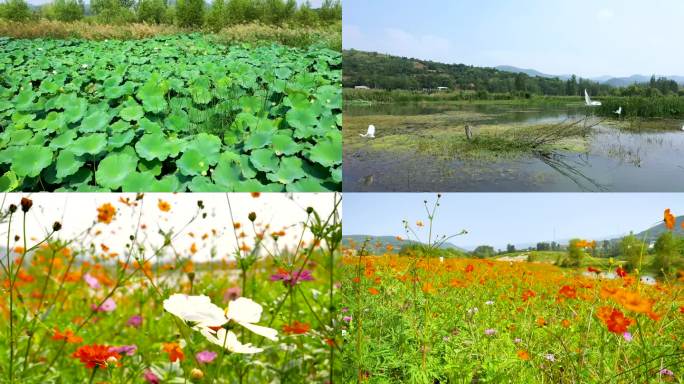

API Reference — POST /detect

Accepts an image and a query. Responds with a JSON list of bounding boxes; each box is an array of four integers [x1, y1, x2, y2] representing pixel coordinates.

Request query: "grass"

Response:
[[344, 112, 591, 162], [344, 88, 581, 106], [0, 20, 341, 49], [599, 96, 684, 119]]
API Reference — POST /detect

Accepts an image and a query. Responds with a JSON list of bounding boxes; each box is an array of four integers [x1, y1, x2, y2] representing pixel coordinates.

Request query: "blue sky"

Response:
[[343, 0, 684, 78], [343, 193, 682, 249]]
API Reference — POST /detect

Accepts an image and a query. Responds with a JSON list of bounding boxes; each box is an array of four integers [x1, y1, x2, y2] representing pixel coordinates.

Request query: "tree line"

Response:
[[344, 50, 684, 97], [0, 0, 341, 29]]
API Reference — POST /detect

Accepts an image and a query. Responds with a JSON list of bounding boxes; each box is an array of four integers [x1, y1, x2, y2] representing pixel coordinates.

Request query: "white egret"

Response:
[[360, 124, 376, 138], [614, 106, 622, 116], [584, 89, 602, 106], [681, 124, 684, 131]]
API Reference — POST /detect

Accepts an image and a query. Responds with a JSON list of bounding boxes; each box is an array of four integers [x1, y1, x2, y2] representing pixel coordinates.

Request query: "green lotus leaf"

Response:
[[266, 156, 306, 184], [109, 130, 135, 149], [330, 166, 342, 184], [212, 152, 242, 188], [249, 148, 279, 173], [243, 130, 273, 151], [95, 152, 138, 190], [139, 118, 163, 134], [286, 106, 318, 132], [177, 149, 209, 176], [165, 110, 189, 132], [55, 150, 84, 179], [315, 84, 342, 110], [188, 176, 225, 192], [14, 89, 36, 111], [137, 77, 168, 114], [135, 133, 170, 161], [234, 179, 284, 192], [190, 86, 212, 105], [50, 130, 77, 150], [11, 145, 53, 177], [0, 171, 19, 192], [271, 134, 302, 156], [307, 135, 342, 168], [286, 178, 334, 192], [63, 98, 88, 123], [119, 104, 144, 122], [80, 110, 110, 133], [121, 171, 157, 192], [110, 120, 131, 132], [138, 159, 163, 176], [185, 133, 221, 165], [8, 130, 33, 146], [152, 174, 182, 192], [72, 133, 107, 156]]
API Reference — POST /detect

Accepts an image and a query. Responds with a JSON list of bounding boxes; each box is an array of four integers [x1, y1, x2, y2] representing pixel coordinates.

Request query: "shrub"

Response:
[[653, 232, 680, 275], [621, 234, 646, 271], [137, 0, 166, 24], [0, 0, 33, 22], [176, 0, 204, 28], [53, 0, 84, 22]]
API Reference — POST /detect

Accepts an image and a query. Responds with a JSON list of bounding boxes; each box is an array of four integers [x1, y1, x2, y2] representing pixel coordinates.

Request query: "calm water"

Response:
[[344, 103, 684, 192]]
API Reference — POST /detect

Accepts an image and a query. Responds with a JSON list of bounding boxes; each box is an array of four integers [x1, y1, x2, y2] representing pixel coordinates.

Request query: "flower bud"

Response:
[[106, 356, 118, 366], [20, 197, 33, 213], [248, 212, 256, 222], [53, 222, 62, 231], [190, 368, 204, 379], [9, 204, 17, 213]]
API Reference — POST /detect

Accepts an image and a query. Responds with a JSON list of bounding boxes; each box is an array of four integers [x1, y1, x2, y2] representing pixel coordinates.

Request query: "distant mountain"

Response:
[[630, 216, 684, 243], [495, 65, 572, 81], [496, 66, 684, 87], [343, 235, 466, 253]]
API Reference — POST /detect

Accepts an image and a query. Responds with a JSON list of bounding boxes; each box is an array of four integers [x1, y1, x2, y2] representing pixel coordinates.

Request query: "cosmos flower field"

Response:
[[340, 204, 684, 383], [0, 193, 342, 383]]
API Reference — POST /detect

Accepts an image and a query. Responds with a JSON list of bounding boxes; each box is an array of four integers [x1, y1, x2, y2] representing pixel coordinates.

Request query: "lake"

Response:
[[343, 102, 684, 192]]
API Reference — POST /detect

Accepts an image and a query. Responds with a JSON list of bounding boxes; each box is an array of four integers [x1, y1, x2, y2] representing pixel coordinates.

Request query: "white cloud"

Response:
[[343, 24, 453, 62]]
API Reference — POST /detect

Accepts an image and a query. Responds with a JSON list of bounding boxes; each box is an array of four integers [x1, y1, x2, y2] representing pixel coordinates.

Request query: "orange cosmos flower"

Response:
[[416, 221, 424, 227], [282, 321, 311, 335], [368, 287, 380, 295], [422, 283, 435, 294], [617, 290, 653, 314], [250, 192, 260, 198], [536, 317, 546, 327], [517, 350, 530, 361], [664, 209, 675, 230], [561, 319, 571, 328], [521, 289, 536, 302], [97, 203, 116, 224], [162, 342, 184, 362], [158, 199, 171, 212], [190, 243, 198, 255], [72, 344, 120, 369], [53, 328, 83, 344]]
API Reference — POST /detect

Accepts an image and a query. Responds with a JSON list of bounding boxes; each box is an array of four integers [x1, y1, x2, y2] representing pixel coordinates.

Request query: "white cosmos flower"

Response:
[[225, 297, 278, 341], [201, 328, 263, 354], [163, 294, 226, 328]]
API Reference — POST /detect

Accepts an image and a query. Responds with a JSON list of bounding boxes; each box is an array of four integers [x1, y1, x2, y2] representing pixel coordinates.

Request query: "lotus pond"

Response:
[[0, 35, 342, 192]]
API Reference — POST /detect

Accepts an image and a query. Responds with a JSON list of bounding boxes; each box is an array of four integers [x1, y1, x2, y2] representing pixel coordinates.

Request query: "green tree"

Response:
[[176, 0, 204, 27], [561, 239, 586, 267], [205, 0, 227, 31], [621, 234, 646, 271], [0, 0, 33, 21], [53, 0, 84, 21], [472, 245, 495, 258], [653, 232, 679, 275], [91, 0, 134, 24], [294, 0, 316, 25], [506, 244, 516, 253], [137, 0, 166, 24]]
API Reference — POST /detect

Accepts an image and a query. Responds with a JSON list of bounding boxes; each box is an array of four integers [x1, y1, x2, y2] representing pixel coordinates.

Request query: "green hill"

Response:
[[343, 235, 465, 254]]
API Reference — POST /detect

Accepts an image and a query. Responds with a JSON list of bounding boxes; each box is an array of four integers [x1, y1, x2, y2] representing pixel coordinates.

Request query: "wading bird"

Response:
[[614, 106, 622, 117], [360, 124, 376, 138], [584, 89, 602, 106]]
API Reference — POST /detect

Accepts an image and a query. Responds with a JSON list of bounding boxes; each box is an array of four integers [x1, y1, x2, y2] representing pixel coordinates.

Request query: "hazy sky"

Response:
[[343, 0, 684, 78], [0, 193, 337, 261], [343, 193, 681, 249]]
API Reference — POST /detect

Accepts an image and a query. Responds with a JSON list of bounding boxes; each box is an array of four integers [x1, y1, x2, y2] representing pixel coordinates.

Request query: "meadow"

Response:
[[341, 198, 684, 383], [0, 193, 342, 383], [0, 34, 341, 192]]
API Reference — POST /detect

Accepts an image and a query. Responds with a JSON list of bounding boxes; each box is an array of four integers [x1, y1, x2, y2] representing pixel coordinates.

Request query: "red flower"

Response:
[[615, 267, 627, 277], [162, 342, 184, 362], [558, 285, 577, 299], [72, 344, 120, 369], [680, 306, 684, 314], [587, 266, 601, 274], [521, 289, 536, 302], [603, 309, 634, 334], [465, 264, 474, 273], [282, 321, 311, 335]]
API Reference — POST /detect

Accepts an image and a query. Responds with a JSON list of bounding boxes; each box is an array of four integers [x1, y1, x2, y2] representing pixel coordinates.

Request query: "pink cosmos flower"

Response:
[[196, 350, 217, 363], [659, 369, 674, 376], [484, 329, 496, 336], [622, 332, 633, 342], [223, 286, 242, 302], [270, 268, 314, 286], [109, 345, 137, 356], [83, 273, 100, 289], [91, 298, 116, 312], [127, 314, 142, 328], [143, 369, 160, 384]]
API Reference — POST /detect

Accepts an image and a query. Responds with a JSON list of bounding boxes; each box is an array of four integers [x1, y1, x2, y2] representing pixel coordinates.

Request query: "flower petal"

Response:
[[238, 321, 279, 341], [163, 294, 226, 328], [226, 297, 263, 324], [201, 328, 264, 354]]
